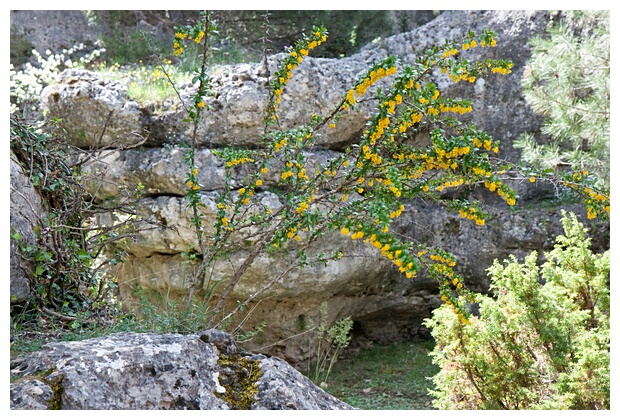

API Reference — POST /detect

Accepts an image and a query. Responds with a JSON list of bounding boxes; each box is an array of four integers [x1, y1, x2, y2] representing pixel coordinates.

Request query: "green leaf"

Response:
[[77, 249, 91, 261]]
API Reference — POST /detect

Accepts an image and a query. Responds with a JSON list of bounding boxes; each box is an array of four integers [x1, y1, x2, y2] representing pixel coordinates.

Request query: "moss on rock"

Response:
[[216, 354, 262, 410]]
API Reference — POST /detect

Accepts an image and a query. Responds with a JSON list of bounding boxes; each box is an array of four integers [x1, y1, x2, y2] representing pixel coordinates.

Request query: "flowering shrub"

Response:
[[169, 12, 609, 329], [424, 211, 610, 409]]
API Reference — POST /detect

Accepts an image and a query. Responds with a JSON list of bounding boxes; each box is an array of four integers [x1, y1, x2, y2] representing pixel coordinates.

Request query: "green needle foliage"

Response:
[[425, 211, 609, 409], [515, 11, 610, 186]]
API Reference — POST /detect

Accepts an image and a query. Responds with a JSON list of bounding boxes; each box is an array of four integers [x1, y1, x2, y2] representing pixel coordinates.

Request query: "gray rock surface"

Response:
[[10, 157, 46, 303], [10, 331, 353, 410]]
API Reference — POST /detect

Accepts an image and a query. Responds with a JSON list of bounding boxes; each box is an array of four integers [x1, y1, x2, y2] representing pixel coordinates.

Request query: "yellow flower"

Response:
[[256, 179, 263, 187], [529, 177, 535, 183], [238, 188, 246, 195], [197, 101, 205, 108], [341, 227, 350, 235], [261, 167, 269, 174]]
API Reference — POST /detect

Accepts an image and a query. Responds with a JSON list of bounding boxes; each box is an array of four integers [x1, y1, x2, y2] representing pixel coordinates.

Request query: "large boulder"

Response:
[[42, 69, 146, 149], [10, 330, 353, 410]]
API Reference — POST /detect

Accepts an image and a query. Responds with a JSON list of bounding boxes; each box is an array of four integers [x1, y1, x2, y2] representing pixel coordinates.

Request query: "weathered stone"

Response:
[[41, 68, 146, 149], [10, 379, 54, 410], [10, 157, 46, 303], [9, 331, 353, 410], [82, 147, 342, 202], [10, 10, 100, 63]]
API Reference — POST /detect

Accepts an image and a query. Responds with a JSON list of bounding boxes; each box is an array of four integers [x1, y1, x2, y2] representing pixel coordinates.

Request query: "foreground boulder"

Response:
[[10, 331, 353, 410]]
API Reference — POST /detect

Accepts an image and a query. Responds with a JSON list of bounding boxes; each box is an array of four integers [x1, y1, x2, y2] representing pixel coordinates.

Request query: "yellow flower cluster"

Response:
[[472, 166, 492, 177], [273, 137, 288, 152], [225, 157, 254, 167], [495, 188, 516, 206], [491, 66, 512, 75], [364, 234, 417, 278], [441, 48, 459, 59], [173, 32, 186, 55], [458, 207, 486, 225], [430, 262, 454, 277], [430, 254, 456, 267], [351, 231, 364, 240], [583, 188, 609, 205], [281, 170, 294, 180], [461, 40, 477, 50], [582, 187, 610, 219], [367, 116, 391, 144], [448, 67, 477, 83], [395, 112, 423, 134], [296, 201, 309, 214], [389, 204, 405, 219], [361, 144, 383, 166], [439, 103, 473, 114], [173, 40, 183, 56], [173, 30, 205, 55], [272, 31, 326, 113], [483, 179, 500, 192], [287, 227, 297, 239], [472, 137, 499, 153], [439, 178, 465, 190], [347, 66, 398, 107], [186, 180, 201, 190]]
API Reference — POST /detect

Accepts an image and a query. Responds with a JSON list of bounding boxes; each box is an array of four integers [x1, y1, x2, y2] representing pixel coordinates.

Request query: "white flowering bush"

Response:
[[10, 43, 105, 118]]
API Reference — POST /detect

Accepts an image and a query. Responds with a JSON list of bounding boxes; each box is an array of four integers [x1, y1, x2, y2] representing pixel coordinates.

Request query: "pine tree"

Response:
[[515, 11, 610, 186]]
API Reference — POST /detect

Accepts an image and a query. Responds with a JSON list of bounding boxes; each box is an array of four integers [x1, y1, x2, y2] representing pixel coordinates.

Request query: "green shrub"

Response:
[[425, 211, 609, 409]]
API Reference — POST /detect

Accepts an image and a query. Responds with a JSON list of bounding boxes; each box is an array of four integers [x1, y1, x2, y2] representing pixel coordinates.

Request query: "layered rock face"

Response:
[[37, 10, 610, 363], [10, 330, 353, 410]]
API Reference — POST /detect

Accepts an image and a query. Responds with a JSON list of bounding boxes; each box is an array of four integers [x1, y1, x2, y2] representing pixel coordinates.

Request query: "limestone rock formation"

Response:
[[34, 10, 610, 363], [10, 330, 352, 410]]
